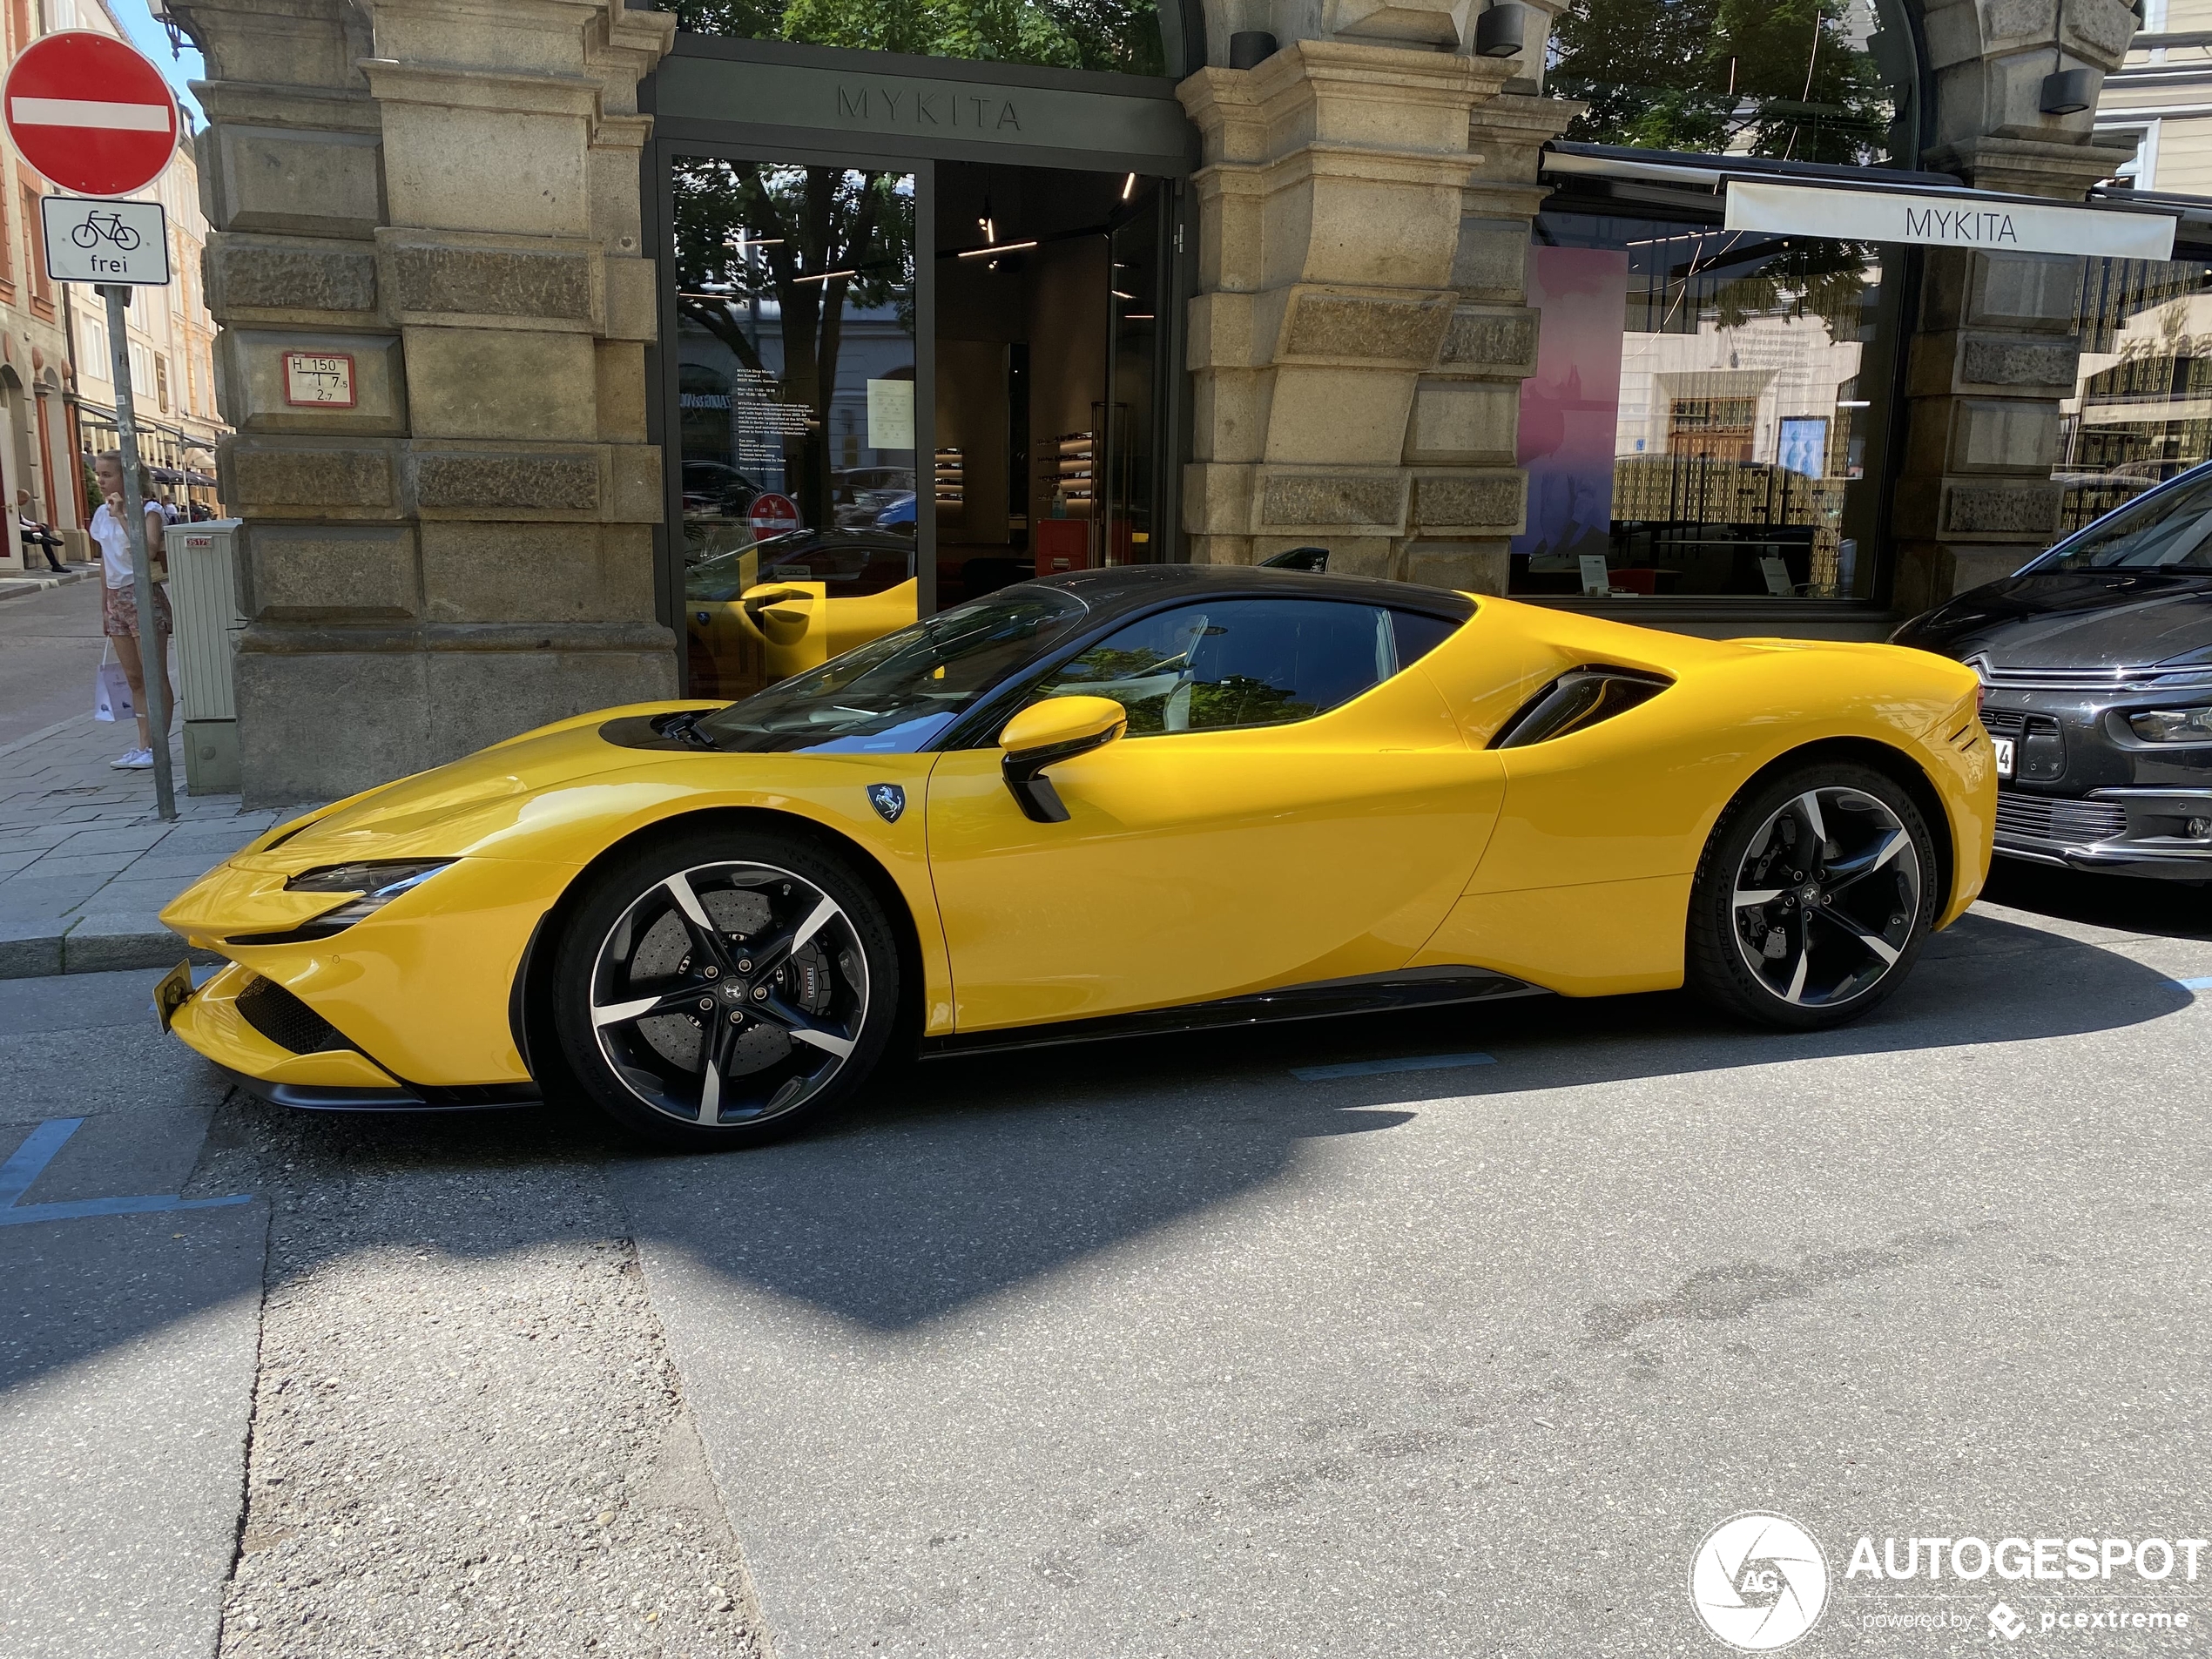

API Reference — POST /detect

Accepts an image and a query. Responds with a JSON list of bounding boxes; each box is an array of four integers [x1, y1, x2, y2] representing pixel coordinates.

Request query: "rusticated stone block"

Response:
[[1959, 336, 2080, 389], [1281, 293, 1453, 364], [245, 524, 417, 619], [1412, 474, 1522, 529], [390, 245, 593, 321], [1402, 541, 1509, 593], [1944, 481, 2064, 536], [208, 125, 384, 240], [1450, 218, 1527, 298], [1259, 473, 1405, 528], [413, 454, 599, 512], [227, 445, 396, 509], [208, 241, 377, 314], [1439, 309, 1537, 372]]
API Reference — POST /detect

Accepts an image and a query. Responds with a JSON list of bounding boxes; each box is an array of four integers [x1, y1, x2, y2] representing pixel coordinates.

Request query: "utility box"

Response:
[[165, 519, 245, 794]]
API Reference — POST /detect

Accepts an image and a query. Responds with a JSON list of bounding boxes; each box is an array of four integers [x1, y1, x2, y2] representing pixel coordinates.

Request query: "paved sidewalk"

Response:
[[0, 713, 294, 979], [0, 561, 97, 604]]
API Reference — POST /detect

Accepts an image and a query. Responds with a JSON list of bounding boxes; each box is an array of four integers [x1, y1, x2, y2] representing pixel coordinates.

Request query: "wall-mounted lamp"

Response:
[[2040, 66, 2094, 114], [1228, 30, 1278, 68], [1474, 2, 1527, 57]]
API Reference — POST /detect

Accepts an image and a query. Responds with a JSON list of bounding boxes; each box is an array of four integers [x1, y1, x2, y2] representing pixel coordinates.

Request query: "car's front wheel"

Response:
[[1686, 761, 1939, 1029], [552, 826, 901, 1148]]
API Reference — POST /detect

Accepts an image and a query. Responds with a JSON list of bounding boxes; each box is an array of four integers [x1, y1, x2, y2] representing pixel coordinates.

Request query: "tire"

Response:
[[1685, 760, 1939, 1031], [551, 826, 902, 1149]]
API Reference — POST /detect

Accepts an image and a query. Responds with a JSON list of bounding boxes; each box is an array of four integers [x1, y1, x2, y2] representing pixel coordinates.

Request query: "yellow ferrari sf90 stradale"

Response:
[[159, 567, 1993, 1148]]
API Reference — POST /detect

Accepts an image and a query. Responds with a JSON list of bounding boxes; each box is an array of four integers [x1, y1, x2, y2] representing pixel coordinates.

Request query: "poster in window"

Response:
[[1777, 416, 1829, 478], [1513, 246, 1629, 569]]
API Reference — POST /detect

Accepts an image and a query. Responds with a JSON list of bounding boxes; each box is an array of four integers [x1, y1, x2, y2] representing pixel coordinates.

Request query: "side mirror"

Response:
[[999, 695, 1127, 823]]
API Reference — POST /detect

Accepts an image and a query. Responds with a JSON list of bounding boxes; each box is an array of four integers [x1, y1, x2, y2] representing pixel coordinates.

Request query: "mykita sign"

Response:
[[1724, 179, 2177, 262]]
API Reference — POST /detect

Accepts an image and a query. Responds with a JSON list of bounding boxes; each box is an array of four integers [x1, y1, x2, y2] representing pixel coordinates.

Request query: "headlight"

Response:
[[281, 860, 453, 928], [2128, 708, 2212, 743]]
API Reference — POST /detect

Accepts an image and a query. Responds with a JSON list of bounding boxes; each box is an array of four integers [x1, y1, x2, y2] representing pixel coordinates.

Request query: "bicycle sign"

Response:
[[40, 193, 166, 286], [71, 208, 141, 251]]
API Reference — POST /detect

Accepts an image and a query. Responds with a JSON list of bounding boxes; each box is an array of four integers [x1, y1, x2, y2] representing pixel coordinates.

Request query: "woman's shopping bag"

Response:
[[94, 639, 134, 723]]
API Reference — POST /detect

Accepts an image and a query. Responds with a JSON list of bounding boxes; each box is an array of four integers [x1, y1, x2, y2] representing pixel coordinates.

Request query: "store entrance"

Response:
[[934, 161, 1168, 607], [664, 147, 1182, 701]]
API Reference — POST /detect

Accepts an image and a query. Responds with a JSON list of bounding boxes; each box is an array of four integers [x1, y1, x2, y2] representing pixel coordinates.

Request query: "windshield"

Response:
[[697, 588, 1089, 754], [2034, 469, 2212, 571]]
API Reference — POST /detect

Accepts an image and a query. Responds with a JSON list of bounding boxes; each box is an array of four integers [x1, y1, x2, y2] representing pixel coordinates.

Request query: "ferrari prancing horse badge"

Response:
[[867, 783, 906, 823]]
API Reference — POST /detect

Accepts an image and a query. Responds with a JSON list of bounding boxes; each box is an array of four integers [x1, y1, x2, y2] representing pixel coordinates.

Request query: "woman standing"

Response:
[[91, 450, 172, 771]]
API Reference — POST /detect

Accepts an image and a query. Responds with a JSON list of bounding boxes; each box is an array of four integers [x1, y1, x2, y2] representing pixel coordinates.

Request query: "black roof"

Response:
[[1008, 563, 1476, 625]]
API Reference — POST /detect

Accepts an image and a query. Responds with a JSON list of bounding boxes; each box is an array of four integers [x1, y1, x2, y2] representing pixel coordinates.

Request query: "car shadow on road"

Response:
[[1981, 857, 2212, 941], [6, 893, 2195, 1398], [597, 900, 2200, 1332]]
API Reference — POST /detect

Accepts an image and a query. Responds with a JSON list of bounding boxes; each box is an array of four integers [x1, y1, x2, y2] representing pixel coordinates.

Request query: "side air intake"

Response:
[[1489, 666, 1672, 749]]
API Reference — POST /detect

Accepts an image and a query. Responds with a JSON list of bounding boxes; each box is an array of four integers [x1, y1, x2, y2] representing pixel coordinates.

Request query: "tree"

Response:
[[1548, 0, 1890, 166], [672, 161, 916, 524], [673, 0, 1163, 74]]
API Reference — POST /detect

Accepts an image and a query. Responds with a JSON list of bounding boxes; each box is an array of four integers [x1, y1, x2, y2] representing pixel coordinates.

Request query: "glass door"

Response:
[[669, 155, 923, 698]]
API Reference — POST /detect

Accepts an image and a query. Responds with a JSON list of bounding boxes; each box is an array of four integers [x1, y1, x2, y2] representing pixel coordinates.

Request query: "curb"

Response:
[[0, 566, 96, 604], [0, 927, 219, 981]]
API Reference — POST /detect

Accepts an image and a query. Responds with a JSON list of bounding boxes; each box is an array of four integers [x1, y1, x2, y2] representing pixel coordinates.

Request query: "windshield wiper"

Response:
[[655, 710, 720, 751]]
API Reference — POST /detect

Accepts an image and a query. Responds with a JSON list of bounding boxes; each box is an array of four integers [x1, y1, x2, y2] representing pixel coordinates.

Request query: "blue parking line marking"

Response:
[[1291, 1052, 1497, 1082], [0, 1193, 253, 1228], [0, 1116, 251, 1227], [0, 1117, 82, 1207], [2174, 976, 2212, 992]]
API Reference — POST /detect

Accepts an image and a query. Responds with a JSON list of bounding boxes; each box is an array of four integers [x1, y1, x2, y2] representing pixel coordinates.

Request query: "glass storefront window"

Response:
[[2056, 254, 2212, 535], [1547, 0, 1916, 168], [1514, 212, 1900, 601], [672, 0, 1165, 76], [672, 156, 919, 698]]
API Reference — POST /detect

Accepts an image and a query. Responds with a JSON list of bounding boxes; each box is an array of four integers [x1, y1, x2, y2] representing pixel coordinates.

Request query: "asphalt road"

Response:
[[1, 861, 2208, 1658]]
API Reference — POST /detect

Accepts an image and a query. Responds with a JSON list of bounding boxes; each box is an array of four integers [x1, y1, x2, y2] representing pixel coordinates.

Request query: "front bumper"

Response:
[[160, 854, 575, 1089], [1993, 785, 2212, 880], [171, 961, 543, 1109]]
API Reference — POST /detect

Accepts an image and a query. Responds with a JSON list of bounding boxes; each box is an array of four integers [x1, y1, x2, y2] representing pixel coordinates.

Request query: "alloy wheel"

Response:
[[1729, 786, 1922, 1008], [587, 860, 869, 1127]]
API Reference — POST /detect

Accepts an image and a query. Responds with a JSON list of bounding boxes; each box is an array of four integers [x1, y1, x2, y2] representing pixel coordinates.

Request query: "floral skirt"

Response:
[[102, 581, 171, 639]]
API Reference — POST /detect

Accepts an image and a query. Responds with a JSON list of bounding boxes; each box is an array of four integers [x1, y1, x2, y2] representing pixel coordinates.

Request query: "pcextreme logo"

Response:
[[1689, 1512, 1831, 1651]]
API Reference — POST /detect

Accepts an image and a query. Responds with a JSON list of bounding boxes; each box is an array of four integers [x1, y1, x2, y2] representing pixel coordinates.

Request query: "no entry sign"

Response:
[[3, 31, 179, 198], [749, 493, 801, 536]]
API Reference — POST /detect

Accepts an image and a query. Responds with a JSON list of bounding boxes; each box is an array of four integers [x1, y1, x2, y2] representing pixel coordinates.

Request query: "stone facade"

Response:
[[167, 0, 677, 805], [1177, 36, 1571, 592]]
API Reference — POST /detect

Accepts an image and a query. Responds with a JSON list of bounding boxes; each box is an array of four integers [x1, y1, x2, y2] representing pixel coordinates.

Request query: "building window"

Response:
[[2099, 123, 2158, 192], [154, 353, 169, 412], [2056, 254, 2212, 534], [1513, 203, 1904, 602], [127, 340, 154, 398], [1546, 0, 1919, 168], [22, 185, 49, 309], [78, 313, 107, 380], [671, 0, 1165, 76]]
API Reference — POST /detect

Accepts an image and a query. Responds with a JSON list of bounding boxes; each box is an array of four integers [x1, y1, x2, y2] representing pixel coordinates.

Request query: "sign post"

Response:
[[5, 31, 183, 819]]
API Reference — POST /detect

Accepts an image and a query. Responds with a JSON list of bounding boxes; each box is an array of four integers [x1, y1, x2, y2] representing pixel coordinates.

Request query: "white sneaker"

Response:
[[116, 748, 153, 770]]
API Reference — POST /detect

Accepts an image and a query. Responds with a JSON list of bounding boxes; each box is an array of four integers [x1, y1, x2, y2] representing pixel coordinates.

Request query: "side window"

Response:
[[1030, 598, 1420, 736]]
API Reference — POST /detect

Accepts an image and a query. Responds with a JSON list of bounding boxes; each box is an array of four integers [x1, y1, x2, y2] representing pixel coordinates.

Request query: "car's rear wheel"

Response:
[[1686, 761, 1939, 1030], [552, 826, 900, 1148]]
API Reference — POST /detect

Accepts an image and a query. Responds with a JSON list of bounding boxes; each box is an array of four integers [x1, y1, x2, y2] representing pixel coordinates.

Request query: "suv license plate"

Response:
[[1992, 735, 2015, 779]]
